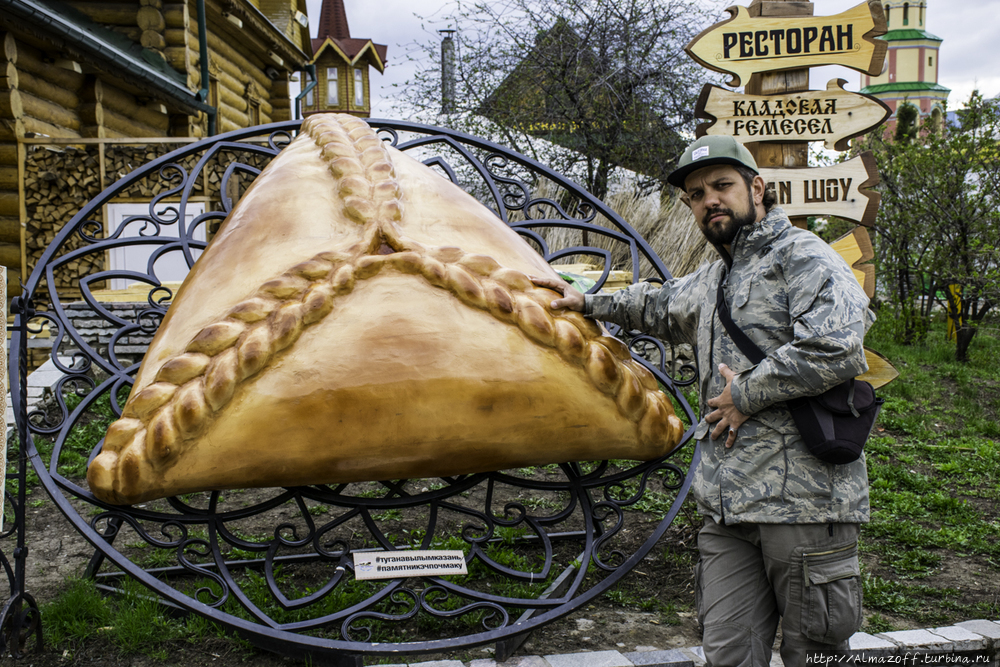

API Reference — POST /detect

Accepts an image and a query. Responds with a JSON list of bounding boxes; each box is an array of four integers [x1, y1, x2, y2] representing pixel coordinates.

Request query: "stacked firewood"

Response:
[[23, 142, 273, 296], [23, 145, 103, 290], [23, 143, 197, 292]]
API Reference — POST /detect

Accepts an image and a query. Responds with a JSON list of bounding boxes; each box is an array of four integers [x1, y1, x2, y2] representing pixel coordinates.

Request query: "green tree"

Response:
[[394, 0, 714, 199], [894, 101, 919, 144], [863, 91, 1000, 361]]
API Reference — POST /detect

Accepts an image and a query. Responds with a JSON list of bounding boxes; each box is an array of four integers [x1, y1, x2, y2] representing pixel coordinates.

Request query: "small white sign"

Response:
[[353, 550, 467, 580]]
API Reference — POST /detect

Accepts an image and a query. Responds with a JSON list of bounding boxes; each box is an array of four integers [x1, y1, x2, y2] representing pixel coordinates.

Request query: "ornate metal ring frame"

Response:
[[6, 119, 699, 664]]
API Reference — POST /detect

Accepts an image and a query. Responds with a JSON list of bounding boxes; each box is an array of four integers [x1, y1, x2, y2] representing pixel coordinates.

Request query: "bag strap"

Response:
[[715, 275, 766, 365], [716, 277, 864, 413]]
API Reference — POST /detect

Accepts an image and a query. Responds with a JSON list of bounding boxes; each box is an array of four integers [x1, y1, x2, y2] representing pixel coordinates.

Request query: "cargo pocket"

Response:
[[800, 542, 862, 644]]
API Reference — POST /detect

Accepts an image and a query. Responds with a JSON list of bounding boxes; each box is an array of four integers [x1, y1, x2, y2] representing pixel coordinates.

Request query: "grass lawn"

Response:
[[858, 315, 1000, 632]]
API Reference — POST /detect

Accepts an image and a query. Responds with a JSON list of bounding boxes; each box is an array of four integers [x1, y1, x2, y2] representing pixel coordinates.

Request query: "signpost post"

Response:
[[741, 0, 816, 228]]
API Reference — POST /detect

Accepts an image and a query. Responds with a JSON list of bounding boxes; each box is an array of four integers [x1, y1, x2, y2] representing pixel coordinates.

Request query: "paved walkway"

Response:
[[5, 356, 72, 433], [361, 619, 1000, 666]]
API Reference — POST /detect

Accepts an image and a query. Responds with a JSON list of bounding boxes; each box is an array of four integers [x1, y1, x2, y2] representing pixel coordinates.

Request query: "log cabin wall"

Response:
[[65, 0, 301, 136], [22, 141, 193, 300], [0, 32, 81, 298], [0, 34, 19, 300], [0, 0, 310, 305], [22, 137, 275, 304], [201, 4, 280, 133]]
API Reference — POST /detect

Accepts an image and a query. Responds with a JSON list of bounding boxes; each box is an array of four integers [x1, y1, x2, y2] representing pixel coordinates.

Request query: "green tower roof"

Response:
[[879, 29, 943, 42], [859, 82, 951, 95]]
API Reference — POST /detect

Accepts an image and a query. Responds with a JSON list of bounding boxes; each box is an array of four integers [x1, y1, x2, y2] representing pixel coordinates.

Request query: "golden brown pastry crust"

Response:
[[87, 114, 684, 505]]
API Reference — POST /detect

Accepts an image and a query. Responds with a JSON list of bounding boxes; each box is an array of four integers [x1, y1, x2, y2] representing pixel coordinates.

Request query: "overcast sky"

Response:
[[304, 0, 1000, 116]]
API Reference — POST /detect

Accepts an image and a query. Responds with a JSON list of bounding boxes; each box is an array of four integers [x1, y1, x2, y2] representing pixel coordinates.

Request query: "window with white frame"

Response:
[[327, 67, 339, 106], [354, 68, 364, 107], [304, 70, 314, 107], [105, 202, 206, 290]]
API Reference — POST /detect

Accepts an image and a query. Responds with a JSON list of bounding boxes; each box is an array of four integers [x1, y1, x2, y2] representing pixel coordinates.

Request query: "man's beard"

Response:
[[700, 193, 757, 246]]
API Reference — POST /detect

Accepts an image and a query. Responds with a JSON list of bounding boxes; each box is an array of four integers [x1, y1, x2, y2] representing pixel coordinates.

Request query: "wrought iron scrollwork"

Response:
[[7, 120, 700, 661]]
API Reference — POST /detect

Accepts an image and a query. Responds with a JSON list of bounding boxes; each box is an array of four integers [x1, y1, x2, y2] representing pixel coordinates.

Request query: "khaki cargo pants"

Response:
[[695, 518, 862, 667]]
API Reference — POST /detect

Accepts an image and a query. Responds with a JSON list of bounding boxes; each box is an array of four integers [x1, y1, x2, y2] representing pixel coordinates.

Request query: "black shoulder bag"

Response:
[[715, 279, 882, 464]]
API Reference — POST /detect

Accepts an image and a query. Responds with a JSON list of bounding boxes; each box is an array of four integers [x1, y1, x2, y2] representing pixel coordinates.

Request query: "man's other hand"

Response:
[[707, 363, 749, 448], [529, 276, 585, 312]]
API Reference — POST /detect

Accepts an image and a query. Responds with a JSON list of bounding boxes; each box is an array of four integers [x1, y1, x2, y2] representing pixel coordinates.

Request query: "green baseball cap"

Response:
[[667, 136, 759, 190]]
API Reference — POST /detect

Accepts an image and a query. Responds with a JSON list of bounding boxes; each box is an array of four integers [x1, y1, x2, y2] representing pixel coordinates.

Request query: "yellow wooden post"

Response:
[[947, 284, 962, 340]]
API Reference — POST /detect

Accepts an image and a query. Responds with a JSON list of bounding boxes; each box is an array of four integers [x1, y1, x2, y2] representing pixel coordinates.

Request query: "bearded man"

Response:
[[532, 136, 873, 666]]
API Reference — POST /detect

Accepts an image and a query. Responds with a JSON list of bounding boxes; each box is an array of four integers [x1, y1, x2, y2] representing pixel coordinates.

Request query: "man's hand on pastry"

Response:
[[530, 276, 585, 312], [707, 363, 749, 448]]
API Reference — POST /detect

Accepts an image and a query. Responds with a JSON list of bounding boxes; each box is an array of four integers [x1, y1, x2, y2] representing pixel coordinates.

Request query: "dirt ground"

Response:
[[5, 468, 713, 666]]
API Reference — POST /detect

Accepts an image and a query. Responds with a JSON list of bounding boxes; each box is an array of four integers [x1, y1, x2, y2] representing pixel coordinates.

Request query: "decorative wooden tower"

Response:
[[304, 0, 387, 117], [860, 1, 949, 130]]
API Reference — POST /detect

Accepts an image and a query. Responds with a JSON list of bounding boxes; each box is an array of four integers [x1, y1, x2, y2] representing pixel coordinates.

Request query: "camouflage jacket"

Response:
[[585, 207, 873, 525]]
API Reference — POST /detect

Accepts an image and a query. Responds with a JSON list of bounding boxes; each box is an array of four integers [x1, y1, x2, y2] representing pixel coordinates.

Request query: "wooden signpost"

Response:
[[685, 0, 888, 88], [681, 0, 897, 386], [696, 79, 891, 151], [757, 152, 880, 227]]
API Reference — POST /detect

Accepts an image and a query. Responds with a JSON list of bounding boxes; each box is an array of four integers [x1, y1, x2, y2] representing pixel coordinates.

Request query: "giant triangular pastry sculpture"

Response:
[[88, 114, 684, 505]]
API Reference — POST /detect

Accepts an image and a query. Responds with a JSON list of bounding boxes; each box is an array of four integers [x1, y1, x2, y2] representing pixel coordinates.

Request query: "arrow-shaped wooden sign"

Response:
[[830, 226, 875, 298], [858, 348, 898, 389], [829, 232, 899, 388], [685, 1, 888, 88], [758, 151, 880, 227], [696, 79, 891, 151], [826, 222, 899, 388]]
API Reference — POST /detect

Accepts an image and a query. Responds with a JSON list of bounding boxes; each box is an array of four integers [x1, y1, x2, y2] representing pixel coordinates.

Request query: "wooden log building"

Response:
[[301, 0, 386, 118], [0, 0, 313, 298]]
